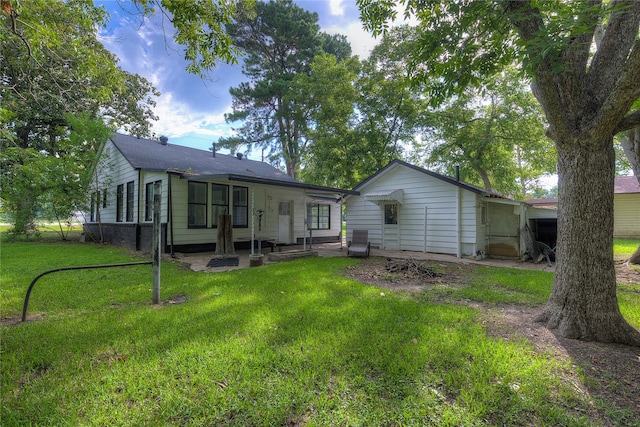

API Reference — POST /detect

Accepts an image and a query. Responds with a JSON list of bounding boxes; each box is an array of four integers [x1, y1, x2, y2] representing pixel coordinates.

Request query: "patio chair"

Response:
[[348, 229, 370, 258]]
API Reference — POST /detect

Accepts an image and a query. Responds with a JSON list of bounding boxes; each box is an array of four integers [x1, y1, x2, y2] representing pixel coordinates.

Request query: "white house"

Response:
[[84, 133, 356, 253], [613, 176, 640, 238], [345, 160, 557, 259], [526, 176, 640, 238]]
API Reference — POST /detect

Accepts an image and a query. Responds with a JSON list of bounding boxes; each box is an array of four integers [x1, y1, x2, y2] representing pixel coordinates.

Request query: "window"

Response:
[[145, 181, 161, 221], [102, 189, 107, 208], [116, 184, 124, 222], [307, 203, 330, 230], [188, 181, 207, 228], [232, 186, 248, 227], [384, 203, 398, 225], [211, 184, 229, 228], [126, 181, 134, 222], [278, 201, 291, 216]]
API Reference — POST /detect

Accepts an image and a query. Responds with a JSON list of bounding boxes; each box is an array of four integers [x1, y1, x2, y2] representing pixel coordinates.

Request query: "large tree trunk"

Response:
[[13, 194, 37, 235], [537, 136, 640, 345]]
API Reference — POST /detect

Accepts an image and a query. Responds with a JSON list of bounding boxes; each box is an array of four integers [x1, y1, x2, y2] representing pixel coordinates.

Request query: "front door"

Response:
[[278, 200, 293, 243], [382, 203, 400, 250]]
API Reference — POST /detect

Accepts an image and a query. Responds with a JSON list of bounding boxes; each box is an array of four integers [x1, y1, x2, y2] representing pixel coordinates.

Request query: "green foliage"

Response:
[[297, 26, 431, 189], [4, 242, 637, 425], [151, 0, 255, 75], [220, 0, 351, 178], [422, 69, 555, 198], [0, 0, 159, 235]]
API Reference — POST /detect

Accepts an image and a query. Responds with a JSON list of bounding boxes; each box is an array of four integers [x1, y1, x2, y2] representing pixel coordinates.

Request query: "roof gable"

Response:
[[353, 159, 509, 199]]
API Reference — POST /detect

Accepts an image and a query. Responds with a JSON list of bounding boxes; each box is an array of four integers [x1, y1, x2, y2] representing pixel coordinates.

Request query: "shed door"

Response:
[[278, 200, 293, 243], [486, 203, 520, 257], [382, 203, 400, 250]]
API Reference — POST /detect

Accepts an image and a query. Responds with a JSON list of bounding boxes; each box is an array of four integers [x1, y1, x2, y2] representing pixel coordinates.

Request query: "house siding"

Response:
[[346, 164, 478, 256], [94, 141, 139, 223], [164, 181, 341, 247], [86, 136, 346, 253], [614, 193, 640, 238]]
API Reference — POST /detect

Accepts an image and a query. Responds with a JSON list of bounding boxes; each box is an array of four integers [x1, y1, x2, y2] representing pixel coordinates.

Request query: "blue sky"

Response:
[[97, 0, 378, 157]]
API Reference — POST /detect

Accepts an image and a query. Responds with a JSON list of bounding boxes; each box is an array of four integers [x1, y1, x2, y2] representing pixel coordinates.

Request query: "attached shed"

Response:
[[84, 133, 356, 253], [345, 160, 557, 259]]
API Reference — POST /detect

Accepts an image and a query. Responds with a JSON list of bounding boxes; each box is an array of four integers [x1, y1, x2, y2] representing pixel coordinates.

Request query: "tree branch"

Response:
[[588, 0, 640, 102], [592, 37, 640, 136], [614, 110, 640, 134]]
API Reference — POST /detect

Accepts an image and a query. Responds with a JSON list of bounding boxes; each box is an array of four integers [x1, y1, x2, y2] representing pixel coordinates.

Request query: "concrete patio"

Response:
[[169, 240, 556, 273]]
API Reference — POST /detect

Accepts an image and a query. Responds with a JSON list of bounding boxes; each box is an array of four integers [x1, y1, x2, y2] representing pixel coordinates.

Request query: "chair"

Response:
[[348, 229, 370, 258]]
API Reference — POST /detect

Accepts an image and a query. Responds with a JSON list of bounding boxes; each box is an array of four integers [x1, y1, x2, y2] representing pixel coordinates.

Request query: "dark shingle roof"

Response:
[[110, 133, 297, 182], [109, 133, 358, 195]]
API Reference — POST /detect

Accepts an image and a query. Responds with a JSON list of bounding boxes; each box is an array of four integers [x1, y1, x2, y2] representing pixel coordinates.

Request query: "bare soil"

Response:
[[342, 257, 640, 426]]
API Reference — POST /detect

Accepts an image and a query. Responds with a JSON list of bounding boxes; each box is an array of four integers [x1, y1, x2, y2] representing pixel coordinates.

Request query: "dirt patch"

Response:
[[342, 257, 640, 426]]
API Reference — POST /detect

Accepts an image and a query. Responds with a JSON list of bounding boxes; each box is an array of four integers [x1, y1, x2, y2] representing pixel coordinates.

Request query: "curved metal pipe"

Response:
[[22, 261, 152, 322]]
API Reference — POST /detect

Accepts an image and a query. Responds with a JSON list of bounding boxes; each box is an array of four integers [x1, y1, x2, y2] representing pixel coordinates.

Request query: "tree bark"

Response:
[[630, 246, 640, 265], [536, 136, 640, 345], [215, 215, 235, 255]]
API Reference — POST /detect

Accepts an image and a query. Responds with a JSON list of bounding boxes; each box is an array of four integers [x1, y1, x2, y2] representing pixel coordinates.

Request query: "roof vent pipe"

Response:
[[455, 165, 460, 181], [211, 143, 216, 158], [236, 152, 243, 160], [159, 135, 168, 145]]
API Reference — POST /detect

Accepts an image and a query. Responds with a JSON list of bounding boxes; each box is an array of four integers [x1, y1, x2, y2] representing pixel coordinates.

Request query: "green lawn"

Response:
[[1, 237, 639, 426]]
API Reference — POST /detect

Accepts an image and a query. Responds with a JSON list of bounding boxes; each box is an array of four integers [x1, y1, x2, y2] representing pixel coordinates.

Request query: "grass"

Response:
[[1, 234, 639, 426], [614, 238, 640, 259]]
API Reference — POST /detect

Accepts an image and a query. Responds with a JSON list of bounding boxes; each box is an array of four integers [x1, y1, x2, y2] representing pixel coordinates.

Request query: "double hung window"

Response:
[[188, 181, 207, 228]]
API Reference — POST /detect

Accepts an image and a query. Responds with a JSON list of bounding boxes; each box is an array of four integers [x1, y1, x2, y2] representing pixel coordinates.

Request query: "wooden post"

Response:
[[215, 214, 235, 255], [152, 182, 161, 304]]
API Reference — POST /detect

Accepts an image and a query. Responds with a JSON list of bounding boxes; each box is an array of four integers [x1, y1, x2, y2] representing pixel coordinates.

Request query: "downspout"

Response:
[[136, 170, 142, 251], [456, 167, 462, 258], [340, 193, 344, 250], [168, 173, 175, 258], [303, 191, 307, 250], [423, 205, 428, 253]]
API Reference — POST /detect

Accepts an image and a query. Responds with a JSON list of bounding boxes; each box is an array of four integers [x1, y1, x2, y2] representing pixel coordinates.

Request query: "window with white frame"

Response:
[[232, 186, 248, 227], [384, 203, 398, 225], [188, 181, 207, 228], [307, 203, 330, 230], [211, 184, 229, 228]]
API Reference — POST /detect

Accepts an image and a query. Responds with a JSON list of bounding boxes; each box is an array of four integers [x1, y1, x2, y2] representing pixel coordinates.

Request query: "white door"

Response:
[[382, 203, 400, 250], [278, 200, 292, 243]]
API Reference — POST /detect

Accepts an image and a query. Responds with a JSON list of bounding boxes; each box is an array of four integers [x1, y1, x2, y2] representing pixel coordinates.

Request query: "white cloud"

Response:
[[150, 92, 232, 141], [329, 0, 345, 16], [325, 21, 377, 58]]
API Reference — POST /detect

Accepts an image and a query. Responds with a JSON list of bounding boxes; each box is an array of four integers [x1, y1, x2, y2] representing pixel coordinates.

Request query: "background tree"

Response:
[[358, 0, 640, 345], [1, 0, 158, 235], [424, 70, 555, 199], [291, 54, 361, 188], [295, 26, 429, 188], [219, 0, 351, 178]]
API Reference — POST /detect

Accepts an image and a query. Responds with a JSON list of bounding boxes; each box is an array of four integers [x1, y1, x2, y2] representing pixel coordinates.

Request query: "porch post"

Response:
[[152, 181, 161, 304], [251, 187, 255, 256], [303, 191, 307, 250]]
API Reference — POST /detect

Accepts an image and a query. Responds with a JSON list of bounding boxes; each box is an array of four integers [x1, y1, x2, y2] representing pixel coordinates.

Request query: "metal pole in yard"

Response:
[[152, 181, 161, 304]]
